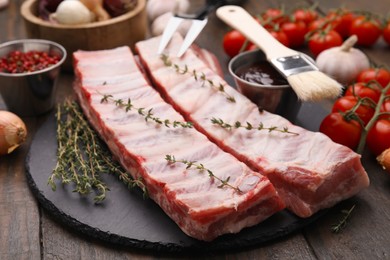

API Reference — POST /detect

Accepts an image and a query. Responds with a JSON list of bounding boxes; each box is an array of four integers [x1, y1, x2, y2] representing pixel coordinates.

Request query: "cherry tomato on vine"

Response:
[[332, 96, 375, 125], [357, 68, 390, 88], [380, 99, 390, 119], [308, 29, 343, 56], [349, 15, 382, 46], [344, 82, 382, 103], [261, 8, 288, 26], [269, 29, 290, 47], [383, 21, 390, 46], [308, 18, 334, 33], [293, 8, 318, 25], [281, 20, 308, 48], [326, 9, 355, 38], [222, 30, 251, 58], [366, 119, 390, 156], [319, 112, 362, 149]]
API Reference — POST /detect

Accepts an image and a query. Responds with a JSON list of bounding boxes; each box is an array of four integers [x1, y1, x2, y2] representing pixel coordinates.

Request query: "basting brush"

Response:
[[216, 5, 343, 102]]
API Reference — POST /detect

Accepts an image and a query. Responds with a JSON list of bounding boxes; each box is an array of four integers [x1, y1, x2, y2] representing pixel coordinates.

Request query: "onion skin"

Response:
[[0, 111, 27, 156], [80, 0, 111, 21], [377, 148, 390, 175]]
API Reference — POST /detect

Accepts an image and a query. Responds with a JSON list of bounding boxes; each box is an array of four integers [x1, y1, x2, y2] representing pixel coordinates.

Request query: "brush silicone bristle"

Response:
[[287, 71, 343, 101]]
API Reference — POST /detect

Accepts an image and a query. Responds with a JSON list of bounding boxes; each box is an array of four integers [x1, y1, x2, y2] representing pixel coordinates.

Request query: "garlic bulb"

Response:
[[147, 0, 190, 22], [0, 111, 27, 156], [316, 35, 370, 85], [51, 0, 94, 25], [151, 12, 192, 36]]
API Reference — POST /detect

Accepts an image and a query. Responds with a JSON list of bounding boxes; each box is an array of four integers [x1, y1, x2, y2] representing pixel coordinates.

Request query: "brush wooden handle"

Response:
[[216, 5, 298, 60]]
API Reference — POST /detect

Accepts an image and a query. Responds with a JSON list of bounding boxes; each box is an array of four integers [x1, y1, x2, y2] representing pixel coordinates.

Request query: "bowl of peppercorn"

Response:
[[0, 39, 66, 116]]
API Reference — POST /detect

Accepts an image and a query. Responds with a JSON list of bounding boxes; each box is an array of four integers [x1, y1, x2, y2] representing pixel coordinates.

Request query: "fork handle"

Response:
[[180, 0, 247, 20]]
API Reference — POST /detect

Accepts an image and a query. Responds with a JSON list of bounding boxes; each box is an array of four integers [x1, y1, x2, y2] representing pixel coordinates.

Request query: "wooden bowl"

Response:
[[21, 0, 147, 71]]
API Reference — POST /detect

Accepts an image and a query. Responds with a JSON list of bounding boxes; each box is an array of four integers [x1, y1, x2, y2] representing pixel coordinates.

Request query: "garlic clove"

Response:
[[147, 0, 190, 22], [0, 0, 9, 9], [151, 12, 192, 37]]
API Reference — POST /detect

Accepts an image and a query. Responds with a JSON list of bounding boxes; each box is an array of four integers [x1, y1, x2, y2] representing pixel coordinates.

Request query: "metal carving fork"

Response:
[[157, 0, 246, 57]]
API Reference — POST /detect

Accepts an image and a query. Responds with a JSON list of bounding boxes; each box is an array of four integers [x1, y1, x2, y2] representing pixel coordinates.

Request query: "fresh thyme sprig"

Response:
[[160, 54, 236, 103], [331, 204, 356, 233], [100, 94, 193, 129], [48, 99, 148, 203], [211, 117, 299, 135], [165, 155, 242, 193]]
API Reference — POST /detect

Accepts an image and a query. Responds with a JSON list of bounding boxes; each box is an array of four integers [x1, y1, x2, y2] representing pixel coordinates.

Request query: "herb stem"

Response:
[[100, 94, 193, 129], [165, 155, 242, 193], [356, 83, 390, 154], [160, 54, 236, 103], [211, 117, 299, 135], [331, 204, 356, 233], [49, 99, 148, 203]]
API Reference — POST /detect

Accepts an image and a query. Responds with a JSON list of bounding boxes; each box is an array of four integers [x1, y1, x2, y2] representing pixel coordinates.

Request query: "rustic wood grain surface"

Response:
[[1, 0, 389, 259]]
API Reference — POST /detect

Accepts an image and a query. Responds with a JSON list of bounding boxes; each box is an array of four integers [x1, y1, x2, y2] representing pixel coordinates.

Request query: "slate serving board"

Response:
[[25, 103, 328, 253]]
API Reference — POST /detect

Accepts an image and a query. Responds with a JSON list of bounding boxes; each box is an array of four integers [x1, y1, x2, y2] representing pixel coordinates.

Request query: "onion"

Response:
[[103, 0, 137, 17], [80, 0, 111, 21], [377, 148, 390, 175], [0, 111, 27, 156], [38, 0, 63, 20], [50, 0, 94, 25]]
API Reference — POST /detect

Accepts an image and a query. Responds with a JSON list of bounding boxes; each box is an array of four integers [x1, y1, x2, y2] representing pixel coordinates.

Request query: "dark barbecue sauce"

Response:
[[235, 61, 288, 85]]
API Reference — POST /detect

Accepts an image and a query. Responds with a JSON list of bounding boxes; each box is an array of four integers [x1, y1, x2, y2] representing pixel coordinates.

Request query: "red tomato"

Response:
[[344, 82, 381, 103], [357, 68, 390, 88], [261, 8, 288, 26], [349, 16, 382, 46], [293, 8, 318, 25], [281, 21, 308, 48], [222, 30, 249, 58], [380, 99, 390, 119], [319, 112, 362, 149], [308, 29, 343, 56], [332, 96, 375, 125], [383, 21, 390, 46], [269, 30, 290, 46], [326, 10, 355, 38], [308, 18, 334, 33], [366, 119, 390, 155]]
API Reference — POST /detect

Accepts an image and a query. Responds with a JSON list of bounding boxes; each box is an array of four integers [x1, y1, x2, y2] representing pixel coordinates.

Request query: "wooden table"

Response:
[[1, 1, 389, 259]]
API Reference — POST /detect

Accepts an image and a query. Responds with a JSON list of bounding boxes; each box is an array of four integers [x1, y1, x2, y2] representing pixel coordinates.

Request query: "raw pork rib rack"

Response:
[[73, 47, 284, 241], [136, 34, 370, 218]]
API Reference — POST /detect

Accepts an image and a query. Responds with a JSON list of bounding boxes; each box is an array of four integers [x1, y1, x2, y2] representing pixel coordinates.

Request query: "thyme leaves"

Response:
[[331, 204, 356, 233], [100, 94, 193, 129], [160, 54, 236, 103], [48, 99, 147, 203], [165, 155, 242, 193], [211, 117, 299, 135]]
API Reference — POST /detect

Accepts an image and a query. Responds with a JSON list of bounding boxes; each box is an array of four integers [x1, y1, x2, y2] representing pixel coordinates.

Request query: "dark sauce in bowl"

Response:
[[235, 61, 288, 86]]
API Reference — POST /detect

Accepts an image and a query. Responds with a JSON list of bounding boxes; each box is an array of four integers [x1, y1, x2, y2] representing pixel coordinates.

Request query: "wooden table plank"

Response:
[[1, 2, 50, 258], [0, 118, 41, 260]]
